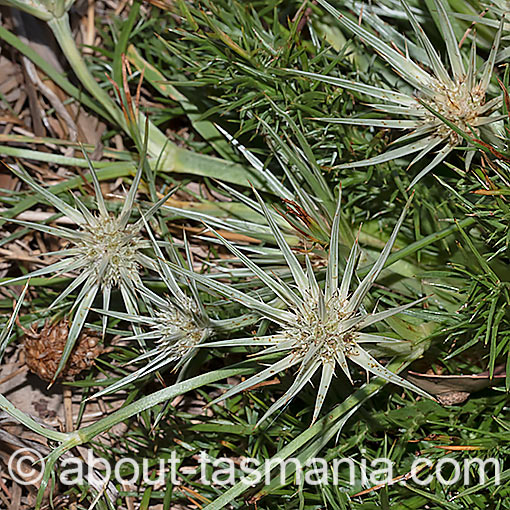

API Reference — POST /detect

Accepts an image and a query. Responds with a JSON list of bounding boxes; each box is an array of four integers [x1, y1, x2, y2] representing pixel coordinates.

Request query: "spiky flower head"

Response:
[[171, 190, 432, 425], [76, 214, 143, 289], [151, 297, 209, 360], [92, 291, 214, 398], [292, 0, 504, 187], [93, 227, 255, 398], [1, 159, 169, 381], [92, 230, 214, 397]]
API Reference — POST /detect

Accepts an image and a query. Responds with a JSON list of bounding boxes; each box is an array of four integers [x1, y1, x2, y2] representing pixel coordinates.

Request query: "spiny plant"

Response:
[[164, 119, 354, 248], [93, 226, 255, 398], [169, 190, 432, 425], [149, 0, 384, 190], [431, 205, 510, 383], [290, 0, 504, 187], [2, 0, 510, 508], [0, 158, 170, 381]]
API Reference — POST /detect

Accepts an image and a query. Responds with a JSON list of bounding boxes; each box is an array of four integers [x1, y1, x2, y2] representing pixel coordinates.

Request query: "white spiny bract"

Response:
[[2, 161, 168, 380], [92, 292, 215, 398], [292, 0, 504, 188], [170, 191, 432, 425], [75, 214, 144, 289], [152, 298, 207, 360]]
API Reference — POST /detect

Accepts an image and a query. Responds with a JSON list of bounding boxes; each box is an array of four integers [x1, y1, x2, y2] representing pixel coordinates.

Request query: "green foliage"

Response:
[[0, 0, 509, 508]]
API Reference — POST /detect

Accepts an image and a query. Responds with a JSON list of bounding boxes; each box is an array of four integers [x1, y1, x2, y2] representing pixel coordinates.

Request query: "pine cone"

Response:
[[23, 319, 103, 382]]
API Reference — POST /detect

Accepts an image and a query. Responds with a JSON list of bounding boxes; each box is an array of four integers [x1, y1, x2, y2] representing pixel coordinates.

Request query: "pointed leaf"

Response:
[[348, 344, 432, 399], [52, 283, 99, 382], [253, 188, 309, 297], [312, 361, 335, 423], [211, 353, 303, 406], [432, 0, 464, 79], [348, 198, 411, 311]]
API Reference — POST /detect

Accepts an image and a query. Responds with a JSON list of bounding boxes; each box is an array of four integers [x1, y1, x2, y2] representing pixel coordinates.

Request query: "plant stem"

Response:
[[0, 365, 251, 508], [76, 366, 251, 441], [0, 393, 68, 441], [201, 358, 413, 510], [47, 15, 126, 129]]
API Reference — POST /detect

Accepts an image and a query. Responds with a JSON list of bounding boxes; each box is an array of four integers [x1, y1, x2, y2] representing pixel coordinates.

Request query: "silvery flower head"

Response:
[[170, 190, 432, 425], [293, 0, 505, 187], [1, 158, 169, 380]]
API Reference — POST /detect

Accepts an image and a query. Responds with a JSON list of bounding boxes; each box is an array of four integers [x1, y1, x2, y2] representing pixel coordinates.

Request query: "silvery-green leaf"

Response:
[[253, 188, 308, 297], [257, 116, 332, 207], [401, 0, 451, 84], [198, 334, 286, 349], [0, 255, 86, 288], [167, 261, 295, 325], [94, 349, 171, 398], [139, 213, 185, 301], [72, 195, 98, 226], [9, 166, 85, 224], [52, 282, 99, 383], [339, 240, 360, 302], [335, 348, 352, 384], [133, 189, 177, 231], [50, 268, 92, 308], [356, 332, 403, 344], [207, 225, 300, 307], [367, 104, 426, 117], [348, 344, 432, 400], [0, 282, 28, 361], [119, 162, 143, 228], [406, 137, 444, 170], [479, 96, 503, 115], [312, 362, 335, 423], [258, 357, 322, 425], [325, 194, 342, 300], [1, 217, 83, 240], [408, 143, 454, 189], [289, 69, 416, 106], [211, 353, 303, 407], [215, 124, 294, 201], [348, 199, 411, 312], [479, 17, 503, 94], [305, 255, 320, 303], [335, 138, 435, 170], [357, 297, 427, 330], [467, 35, 477, 91], [313, 117, 420, 129], [315, 0, 434, 89], [102, 285, 111, 337], [431, 0, 464, 80], [81, 146, 108, 217]]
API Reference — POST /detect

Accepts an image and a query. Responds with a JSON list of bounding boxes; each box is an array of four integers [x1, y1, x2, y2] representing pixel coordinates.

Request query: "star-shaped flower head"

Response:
[[92, 220, 257, 398], [1, 157, 169, 381], [292, 0, 504, 188], [170, 190, 432, 425], [92, 228, 212, 397]]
